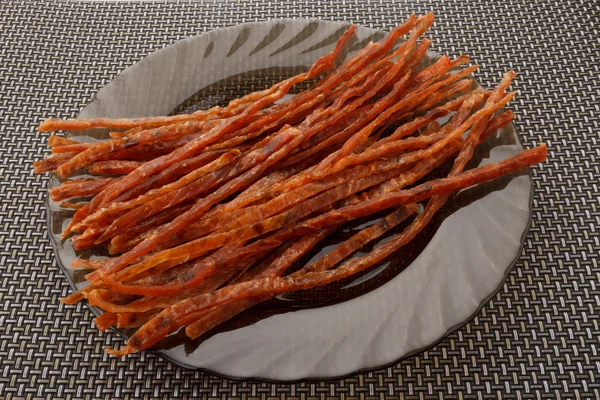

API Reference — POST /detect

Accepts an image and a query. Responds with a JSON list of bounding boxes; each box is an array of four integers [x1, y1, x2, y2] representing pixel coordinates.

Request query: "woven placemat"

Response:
[[1, 0, 599, 398]]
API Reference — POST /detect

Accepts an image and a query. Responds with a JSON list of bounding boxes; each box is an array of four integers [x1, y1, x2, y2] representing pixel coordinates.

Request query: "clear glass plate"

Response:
[[46, 19, 533, 381]]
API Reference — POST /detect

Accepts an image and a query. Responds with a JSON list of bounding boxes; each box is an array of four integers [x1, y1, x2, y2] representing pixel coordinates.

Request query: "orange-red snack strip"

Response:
[[94, 147, 455, 296], [91, 129, 296, 246], [184, 226, 341, 339], [48, 135, 79, 147], [75, 149, 238, 234], [49, 177, 117, 202], [87, 160, 143, 176], [293, 204, 419, 276], [107, 145, 546, 355]]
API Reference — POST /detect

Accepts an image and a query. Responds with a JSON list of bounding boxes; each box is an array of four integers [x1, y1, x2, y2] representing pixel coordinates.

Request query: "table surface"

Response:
[[1, 0, 599, 399]]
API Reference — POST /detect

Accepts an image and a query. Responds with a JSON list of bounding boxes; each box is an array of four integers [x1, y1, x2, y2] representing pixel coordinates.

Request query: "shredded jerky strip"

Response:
[[55, 29, 353, 232], [421, 121, 441, 136], [51, 142, 94, 154], [203, 40, 396, 154], [313, 64, 479, 172], [88, 242, 251, 313], [74, 152, 241, 248], [48, 135, 79, 147], [259, 67, 479, 205], [370, 96, 509, 198], [281, 85, 478, 170], [87, 160, 143, 176], [106, 145, 546, 355], [184, 205, 417, 340], [37, 130, 200, 175], [278, 106, 372, 168], [480, 110, 514, 141], [74, 149, 239, 236], [60, 201, 85, 210], [101, 141, 546, 298], [39, 112, 218, 133], [108, 127, 144, 139], [412, 79, 475, 114], [85, 125, 299, 280], [80, 60, 400, 234], [92, 255, 258, 331], [88, 38, 422, 274], [119, 168, 301, 254], [453, 71, 517, 173], [160, 137, 442, 249], [288, 100, 486, 278], [73, 19, 411, 239], [184, 224, 346, 339], [93, 226, 340, 320], [86, 109, 515, 309], [63, 143, 228, 235], [70, 259, 107, 270], [34, 151, 79, 173], [91, 126, 299, 246], [49, 177, 117, 202], [55, 119, 215, 178], [293, 204, 420, 277], [94, 145, 459, 296], [90, 150, 229, 223], [91, 17, 411, 210], [107, 203, 195, 254]]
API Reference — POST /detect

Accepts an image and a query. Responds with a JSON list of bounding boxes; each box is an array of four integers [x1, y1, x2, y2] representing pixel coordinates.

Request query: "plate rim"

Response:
[[44, 18, 535, 383]]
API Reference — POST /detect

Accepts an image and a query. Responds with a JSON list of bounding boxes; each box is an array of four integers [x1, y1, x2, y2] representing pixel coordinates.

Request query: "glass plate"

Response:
[[46, 19, 533, 381]]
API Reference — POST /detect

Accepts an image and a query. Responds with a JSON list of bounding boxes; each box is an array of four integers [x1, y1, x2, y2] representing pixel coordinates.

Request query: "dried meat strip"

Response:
[[87, 126, 301, 281], [56, 26, 355, 184], [368, 94, 486, 197], [87, 160, 143, 176], [75, 149, 237, 234], [33, 151, 79, 173], [48, 135, 78, 147], [96, 151, 447, 295], [90, 38, 427, 278], [268, 69, 477, 201], [153, 171, 297, 250], [51, 142, 94, 154], [91, 128, 297, 246], [412, 79, 474, 113], [49, 177, 117, 202], [421, 121, 441, 136], [55, 120, 213, 178], [59, 201, 85, 210], [480, 110, 514, 142], [114, 143, 546, 298], [212, 143, 443, 236], [313, 65, 479, 171], [70, 259, 107, 270], [72, 150, 242, 249], [184, 226, 340, 339], [108, 145, 546, 355], [88, 243, 252, 313], [107, 203, 195, 254], [452, 71, 516, 173], [292, 204, 419, 276]]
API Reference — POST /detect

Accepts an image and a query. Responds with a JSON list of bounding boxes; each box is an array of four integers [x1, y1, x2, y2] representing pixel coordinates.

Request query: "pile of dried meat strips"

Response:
[[34, 13, 546, 357]]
